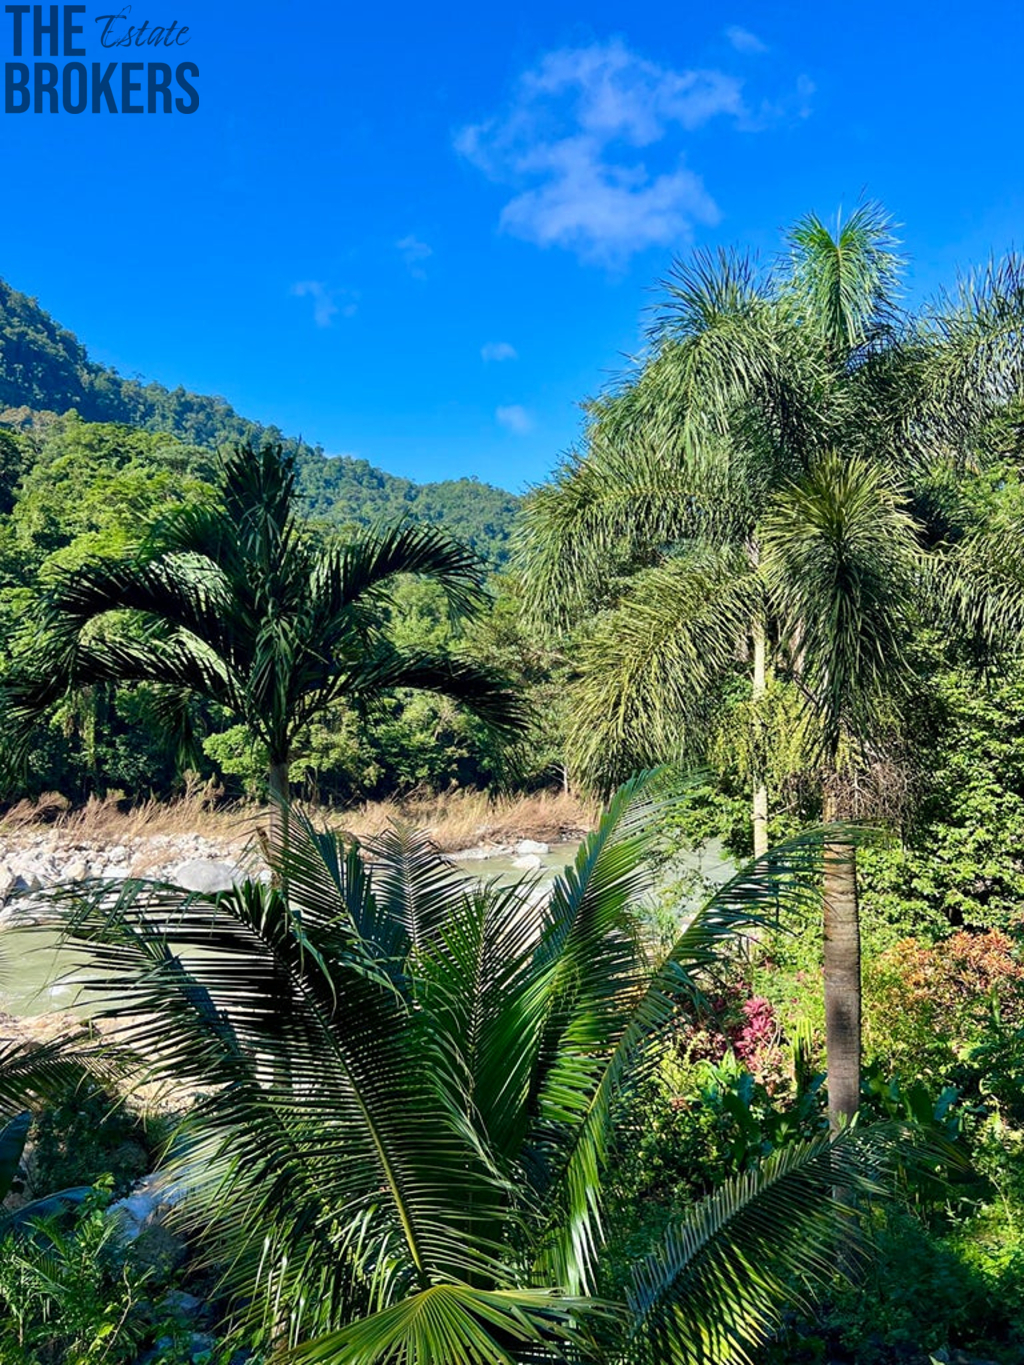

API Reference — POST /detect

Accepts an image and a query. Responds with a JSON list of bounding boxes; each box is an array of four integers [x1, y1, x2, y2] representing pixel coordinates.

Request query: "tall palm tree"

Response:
[[37, 777, 902, 1364], [759, 454, 920, 1125], [517, 205, 1024, 1128], [1, 444, 524, 828]]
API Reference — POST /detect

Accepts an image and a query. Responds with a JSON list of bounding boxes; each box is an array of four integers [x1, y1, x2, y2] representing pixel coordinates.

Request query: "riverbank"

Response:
[[0, 787, 596, 867]]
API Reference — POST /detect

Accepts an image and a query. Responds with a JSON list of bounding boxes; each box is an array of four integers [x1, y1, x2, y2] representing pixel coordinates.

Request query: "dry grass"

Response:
[[331, 788, 597, 851], [0, 780, 255, 848], [0, 785, 597, 852]]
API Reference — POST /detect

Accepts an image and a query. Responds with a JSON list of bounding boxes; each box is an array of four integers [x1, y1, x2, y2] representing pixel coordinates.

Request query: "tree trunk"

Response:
[[268, 757, 291, 859], [822, 793, 861, 1132], [751, 617, 769, 861]]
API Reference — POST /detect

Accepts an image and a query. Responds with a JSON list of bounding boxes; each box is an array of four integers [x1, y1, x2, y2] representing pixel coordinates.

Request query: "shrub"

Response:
[[864, 928, 1024, 1083]]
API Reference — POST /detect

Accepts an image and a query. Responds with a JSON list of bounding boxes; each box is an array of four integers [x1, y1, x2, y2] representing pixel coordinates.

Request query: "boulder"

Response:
[[511, 853, 543, 871], [170, 860, 240, 894], [126, 1221, 187, 1280], [449, 844, 513, 861], [515, 839, 550, 856], [0, 863, 21, 901], [159, 1289, 204, 1320]]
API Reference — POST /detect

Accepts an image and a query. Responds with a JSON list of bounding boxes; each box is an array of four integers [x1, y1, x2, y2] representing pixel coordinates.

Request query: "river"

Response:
[[0, 838, 735, 1018]]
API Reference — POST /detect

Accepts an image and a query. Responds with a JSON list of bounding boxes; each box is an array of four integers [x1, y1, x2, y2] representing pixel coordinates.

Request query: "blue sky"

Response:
[[1, 0, 1021, 491]]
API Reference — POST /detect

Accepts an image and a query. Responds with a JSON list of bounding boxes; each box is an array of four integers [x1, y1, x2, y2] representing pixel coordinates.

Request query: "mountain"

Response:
[[0, 277, 520, 562]]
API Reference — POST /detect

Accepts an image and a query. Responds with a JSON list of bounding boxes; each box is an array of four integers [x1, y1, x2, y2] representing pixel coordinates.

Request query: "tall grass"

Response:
[[0, 786, 596, 852]]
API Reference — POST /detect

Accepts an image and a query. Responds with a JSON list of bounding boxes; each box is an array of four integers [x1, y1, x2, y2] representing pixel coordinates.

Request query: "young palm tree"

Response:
[[37, 777, 900, 1365], [1, 444, 523, 825], [517, 205, 1024, 1128]]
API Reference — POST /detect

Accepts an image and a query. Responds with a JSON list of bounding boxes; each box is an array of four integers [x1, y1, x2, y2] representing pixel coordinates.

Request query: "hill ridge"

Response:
[[0, 277, 519, 561]]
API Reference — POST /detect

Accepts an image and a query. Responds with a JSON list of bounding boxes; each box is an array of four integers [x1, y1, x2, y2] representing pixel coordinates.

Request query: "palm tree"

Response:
[[517, 205, 1024, 1128], [1, 444, 524, 831], [37, 777, 901, 1364], [759, 453, 920, 1126]]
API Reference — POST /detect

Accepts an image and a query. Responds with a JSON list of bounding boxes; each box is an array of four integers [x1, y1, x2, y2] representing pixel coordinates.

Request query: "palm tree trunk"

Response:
[[752, 617, 769, 861], [268, 758, 291, 851], [822, 791, 860, 1132]]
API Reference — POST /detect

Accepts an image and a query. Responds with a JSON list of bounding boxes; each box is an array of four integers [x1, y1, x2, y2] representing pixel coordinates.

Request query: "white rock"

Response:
[[449, 845, 513, 861], [512, 854, 543, 871], [515, 839, 550, 856], [0, 863, 19, 900], [99, 865, 132, 881], [170, 859, 240, 894], [63, 860, 90, 883], [108, 1193, 153, 1240]]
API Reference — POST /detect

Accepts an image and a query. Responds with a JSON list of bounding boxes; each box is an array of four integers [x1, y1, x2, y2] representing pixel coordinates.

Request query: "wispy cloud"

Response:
[[397, 235, 433, 278], [482, 341, 518, 362], [291, 280, 357, 327], [725, 25, 768, 54], [496, 404, 533, 435], [455, 39, 754, 263]]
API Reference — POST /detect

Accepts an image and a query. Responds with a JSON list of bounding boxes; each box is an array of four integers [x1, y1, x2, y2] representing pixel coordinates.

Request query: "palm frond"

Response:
[[785, 202, 904, 357], [922, 254, 1024, 428], [286, 1283, 600, 1365], [531, 815, 830, 1296], [336, 648, 527, 738], [311, 523, 487, 628], [624, 1130, 890, 1365], [760, 452, 921, 761], [563, 548, 757, 793]]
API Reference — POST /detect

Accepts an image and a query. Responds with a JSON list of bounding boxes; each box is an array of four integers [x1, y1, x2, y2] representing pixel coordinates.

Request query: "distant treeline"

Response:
[[0, 276, 519, 563]]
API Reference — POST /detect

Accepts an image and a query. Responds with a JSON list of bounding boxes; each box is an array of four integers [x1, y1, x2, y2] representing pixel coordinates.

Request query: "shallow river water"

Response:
[[0, 838, 735, 1019]]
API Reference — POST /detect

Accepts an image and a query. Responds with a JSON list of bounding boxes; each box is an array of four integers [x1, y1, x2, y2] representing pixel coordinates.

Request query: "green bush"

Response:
[[31, 1080, 164, 1200], [0, 1194, 148, 1365]]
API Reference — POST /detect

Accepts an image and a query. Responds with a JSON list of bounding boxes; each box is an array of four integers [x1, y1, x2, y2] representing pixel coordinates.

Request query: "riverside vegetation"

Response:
[[2, 204, 1024, 1363]]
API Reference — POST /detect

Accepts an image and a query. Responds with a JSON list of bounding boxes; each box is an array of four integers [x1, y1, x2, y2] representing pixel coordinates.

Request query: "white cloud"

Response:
[[496, 404, 533, 435], [725, 25, 768, 54], [455, 39, 750, 263], [397, 235, 433, 278], [291, 281, 357, 327], [482, 341, 518, 362]]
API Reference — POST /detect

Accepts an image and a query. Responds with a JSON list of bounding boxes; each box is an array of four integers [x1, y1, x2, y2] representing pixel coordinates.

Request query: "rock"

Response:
[[0, 864, 23, 900], [448, 844, 513, 861], [170, 859, 240, 894], [515, 839, 550, 856], [109, 1191, 156, 1240], [126, 1221, 188, 1279], [63, 859, 90, 883], [511, 853, 543, 871], [150, 1330, 215, 1361], [160, 1289, 204, 1318]]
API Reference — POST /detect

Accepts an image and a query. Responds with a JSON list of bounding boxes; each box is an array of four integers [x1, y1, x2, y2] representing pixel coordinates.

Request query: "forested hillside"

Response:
[[0, 277, 519, 562]]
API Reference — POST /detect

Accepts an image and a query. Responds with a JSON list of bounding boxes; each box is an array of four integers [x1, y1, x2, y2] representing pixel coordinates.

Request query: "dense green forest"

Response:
[[0, 277, 520, 563], [0, 412, 557, 803]]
